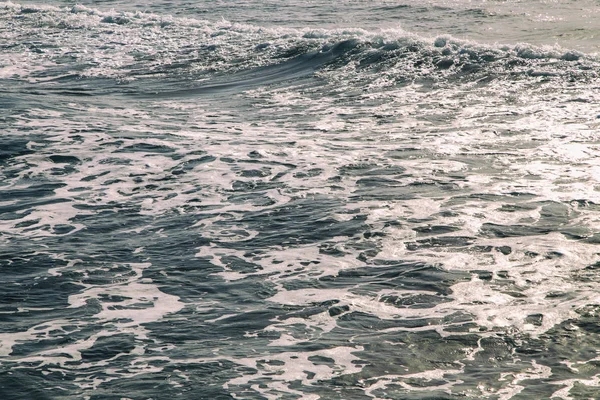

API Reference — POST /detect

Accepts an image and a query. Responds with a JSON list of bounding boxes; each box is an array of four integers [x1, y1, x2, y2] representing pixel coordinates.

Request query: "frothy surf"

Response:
[[3, 1, 600, 399]]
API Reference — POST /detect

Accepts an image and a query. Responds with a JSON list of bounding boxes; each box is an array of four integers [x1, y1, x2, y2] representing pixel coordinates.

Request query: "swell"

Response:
[[139, 47, 339, 98], [2, 1, 598, 96]]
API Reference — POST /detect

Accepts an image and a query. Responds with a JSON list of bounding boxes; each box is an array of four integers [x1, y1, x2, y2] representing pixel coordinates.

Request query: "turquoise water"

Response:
[[3, 1, 600, 398]]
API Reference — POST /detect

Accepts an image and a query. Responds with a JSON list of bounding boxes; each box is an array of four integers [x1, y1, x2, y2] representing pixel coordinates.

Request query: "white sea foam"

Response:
[[5, 1, 600, 398]]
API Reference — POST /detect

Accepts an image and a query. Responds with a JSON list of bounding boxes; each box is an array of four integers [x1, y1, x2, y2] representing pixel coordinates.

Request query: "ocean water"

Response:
[[3, 0, 600, 398]]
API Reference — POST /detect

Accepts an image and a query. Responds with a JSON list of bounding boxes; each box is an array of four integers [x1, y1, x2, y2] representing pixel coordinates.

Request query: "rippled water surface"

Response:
[[3, 1, 600, 399]]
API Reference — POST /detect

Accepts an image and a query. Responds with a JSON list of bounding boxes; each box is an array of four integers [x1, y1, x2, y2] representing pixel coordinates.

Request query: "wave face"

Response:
[[3, 1, 600, 399]]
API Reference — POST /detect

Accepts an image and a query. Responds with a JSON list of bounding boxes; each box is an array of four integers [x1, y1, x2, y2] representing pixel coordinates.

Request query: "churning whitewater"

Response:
[[3, 0, 600, 399]]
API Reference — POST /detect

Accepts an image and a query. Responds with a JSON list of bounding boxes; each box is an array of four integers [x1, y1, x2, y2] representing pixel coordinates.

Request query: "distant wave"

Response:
[[2, 1, 597, 94]]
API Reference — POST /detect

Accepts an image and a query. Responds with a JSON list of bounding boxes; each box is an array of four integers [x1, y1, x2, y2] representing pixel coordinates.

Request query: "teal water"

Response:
[[3, 1, 600, 399]]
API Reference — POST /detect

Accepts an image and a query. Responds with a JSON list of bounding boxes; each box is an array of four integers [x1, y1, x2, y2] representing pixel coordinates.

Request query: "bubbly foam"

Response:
[[4, 1, 600, 398]]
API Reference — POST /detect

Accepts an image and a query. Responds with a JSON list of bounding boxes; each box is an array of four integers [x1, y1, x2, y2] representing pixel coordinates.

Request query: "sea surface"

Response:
[[3, 0, 600, 399]]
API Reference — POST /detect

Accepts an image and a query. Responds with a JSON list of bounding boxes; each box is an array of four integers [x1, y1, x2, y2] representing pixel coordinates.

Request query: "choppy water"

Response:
[[3, 1, 600, 398]]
